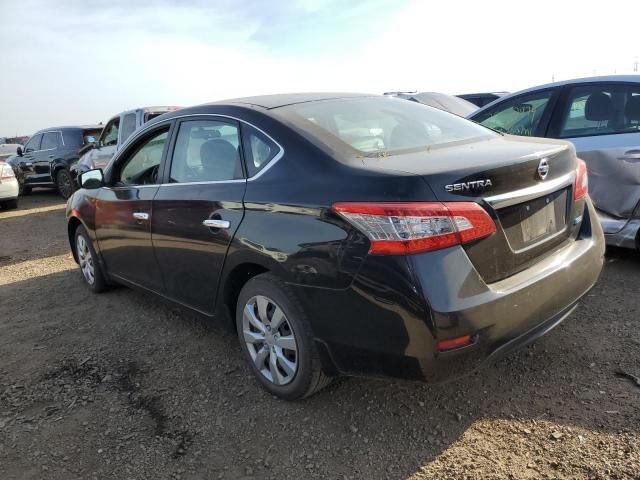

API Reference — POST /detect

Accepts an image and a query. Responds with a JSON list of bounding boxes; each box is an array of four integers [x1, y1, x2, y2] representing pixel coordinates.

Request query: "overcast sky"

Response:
[[1, 0, 639, 135]]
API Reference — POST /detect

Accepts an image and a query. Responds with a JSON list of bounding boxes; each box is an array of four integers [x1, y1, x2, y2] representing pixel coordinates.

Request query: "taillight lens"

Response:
[[333, 201, 496, 255], [574, 158, 588, 200], [0, 163, 15, 180]]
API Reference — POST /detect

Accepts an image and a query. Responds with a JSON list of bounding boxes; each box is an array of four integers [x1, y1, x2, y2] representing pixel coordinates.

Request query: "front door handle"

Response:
[[619, 150, 640, 161], [202, 219, 230, 229], [133, 212, 150, 221]]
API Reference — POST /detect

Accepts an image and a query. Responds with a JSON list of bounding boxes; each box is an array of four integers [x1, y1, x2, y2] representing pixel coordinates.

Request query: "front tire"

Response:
[[74, 225, 108, 293], [56, 168, 74, 199], [236, 274, 331, 400]]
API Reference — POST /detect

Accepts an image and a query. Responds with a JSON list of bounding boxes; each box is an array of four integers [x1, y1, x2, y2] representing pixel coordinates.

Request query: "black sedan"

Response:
[[67, 93, 605, 399]]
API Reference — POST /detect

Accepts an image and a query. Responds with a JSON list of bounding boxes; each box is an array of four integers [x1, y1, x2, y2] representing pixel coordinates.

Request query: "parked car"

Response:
[[0, 160, 19, 209], [71, 106, 181, 184], [458, 92, 509, 108], [11, 126, 101, 198], [469, 75, 640, 250], [385, 91, 477, 116], [68, 93, 604, 400]]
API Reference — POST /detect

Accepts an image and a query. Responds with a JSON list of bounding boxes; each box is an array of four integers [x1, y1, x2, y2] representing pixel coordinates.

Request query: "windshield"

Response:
[[277, 96, 494, 156]]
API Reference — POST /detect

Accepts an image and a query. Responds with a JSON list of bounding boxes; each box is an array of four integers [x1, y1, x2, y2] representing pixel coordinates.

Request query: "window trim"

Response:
[[115, 113, 284, 186]]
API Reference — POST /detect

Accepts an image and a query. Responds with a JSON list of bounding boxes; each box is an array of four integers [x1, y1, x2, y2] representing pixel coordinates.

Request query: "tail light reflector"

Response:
[[333, 201, 496, 255], [437, 334, 473, 351], [574, 158, 588, 200]]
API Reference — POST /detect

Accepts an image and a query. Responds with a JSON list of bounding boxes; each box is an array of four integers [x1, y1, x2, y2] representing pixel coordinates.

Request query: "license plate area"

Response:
[[498, 188, 569, 252]]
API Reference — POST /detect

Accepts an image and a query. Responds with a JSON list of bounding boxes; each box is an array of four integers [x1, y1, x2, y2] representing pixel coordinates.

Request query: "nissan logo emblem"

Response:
[[538, 158, 550, 180]]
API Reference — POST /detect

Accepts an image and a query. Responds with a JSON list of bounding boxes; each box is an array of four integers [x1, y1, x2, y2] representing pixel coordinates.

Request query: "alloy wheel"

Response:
[[242, 295, 298, 386], [76, 235, 95, 285], [57, 170, 73, 199]]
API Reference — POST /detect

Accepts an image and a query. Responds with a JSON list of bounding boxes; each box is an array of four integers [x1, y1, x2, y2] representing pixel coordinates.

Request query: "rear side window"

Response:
[[559, 84, 640, 138], [242, 126, 279, 176], [62, 130, 83, 147], [473, 91, 554, 136], [169, 120, 242, 183], [120, 113, 137, 144], [41, 132, 59, 150]]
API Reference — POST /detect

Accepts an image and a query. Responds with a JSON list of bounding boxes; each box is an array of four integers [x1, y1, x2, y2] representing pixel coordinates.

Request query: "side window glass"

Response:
[[24, 134, 42, 152], [41, 132, 59, 150], [559, 84, 640, 138], [120, 113, 137, 145], [101, 118, 120, 147], [242, 126, 279, 176], [117, 129, 168, 186], [169, 120, 242, 183], [474, 91, 554, 136]]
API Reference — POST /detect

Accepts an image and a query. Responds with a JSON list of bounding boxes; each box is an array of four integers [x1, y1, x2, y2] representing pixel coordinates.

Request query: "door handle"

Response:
[[619, 150, 640, 161], [202, 219, 230, 229], [133, 212, 150, 221]]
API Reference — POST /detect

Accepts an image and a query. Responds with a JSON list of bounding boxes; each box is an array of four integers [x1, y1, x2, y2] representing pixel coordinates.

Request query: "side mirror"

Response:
[[16, 146, 23, 156], [85, 136, 96, 145], [79, 168, 104, 189]]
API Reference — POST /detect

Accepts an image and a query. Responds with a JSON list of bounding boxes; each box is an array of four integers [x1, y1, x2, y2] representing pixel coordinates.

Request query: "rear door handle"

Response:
[[619, 150, 640, 161], [133, 212, 150, 221], [202, 219, 230, 229]]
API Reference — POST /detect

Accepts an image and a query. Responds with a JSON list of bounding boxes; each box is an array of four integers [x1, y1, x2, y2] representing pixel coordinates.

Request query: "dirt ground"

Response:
[[0, 191, 638, 480]]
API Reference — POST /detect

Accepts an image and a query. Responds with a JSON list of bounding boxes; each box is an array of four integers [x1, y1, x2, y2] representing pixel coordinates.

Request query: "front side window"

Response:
[[169, 120, 242, 183], [101, 118, 120, 147], [242, 126, 279, 176], [559, 84, 640, 138], [120, 113, 137, 145], [117, 129, 168, 186], [473, 91, 554, 137], [278, 97, 492, 156], [24, 134, 42, 152], [41, 132, 59, 150]]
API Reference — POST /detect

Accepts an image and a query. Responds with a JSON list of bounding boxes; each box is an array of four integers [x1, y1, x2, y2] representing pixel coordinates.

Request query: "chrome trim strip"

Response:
[[112, 113, 285, 182], [485, 171, 575, 209], [159, 179, 246, 186]]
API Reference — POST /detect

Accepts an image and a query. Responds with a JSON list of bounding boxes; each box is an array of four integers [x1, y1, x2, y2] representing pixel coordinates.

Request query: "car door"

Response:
[[471, 88, 560, 137], [548, 82, 640, 221], [20, 133, 42, 185], [94, 123, 172, 291], [93, 116, 120, 170], [151, 117, 247, 314], [35, 131, 60, 183]]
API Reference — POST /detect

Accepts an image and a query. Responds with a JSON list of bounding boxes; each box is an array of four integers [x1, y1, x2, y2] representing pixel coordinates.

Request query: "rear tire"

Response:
[[2, 199, 18, 210], [56, 168, 74, 199], [21, 185, 32, 196], [74, 225, 108, 293], [236, 274, 331, 400]]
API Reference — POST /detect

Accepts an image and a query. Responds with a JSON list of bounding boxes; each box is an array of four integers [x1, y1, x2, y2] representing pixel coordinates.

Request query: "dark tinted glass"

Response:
[[41, 132, 59, 150], [62, 130, 83, 146], [169, 120, 242, 183], [120, 113, 137, 144], [242, 125, 278, 176]]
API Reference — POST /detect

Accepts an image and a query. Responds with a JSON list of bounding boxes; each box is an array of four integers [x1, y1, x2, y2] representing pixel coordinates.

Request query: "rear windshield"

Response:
[[277, 97, 493, 156]]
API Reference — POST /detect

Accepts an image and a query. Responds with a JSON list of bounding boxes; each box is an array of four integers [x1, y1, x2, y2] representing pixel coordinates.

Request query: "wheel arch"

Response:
[[220, 261, 270, 330], [67, 216, 84, 263]]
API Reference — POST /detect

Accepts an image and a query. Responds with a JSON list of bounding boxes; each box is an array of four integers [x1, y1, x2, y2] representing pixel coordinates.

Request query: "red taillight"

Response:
[[0, 163, 15, 180], [574, 158, 588, 200], [332, 201, 496, 255], [437, 334, 473, 351]]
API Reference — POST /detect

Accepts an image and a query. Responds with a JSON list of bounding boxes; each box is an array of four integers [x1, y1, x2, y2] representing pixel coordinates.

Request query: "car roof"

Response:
[[470, 75, 640, 116], [210, 92, 376, 109], [34, 125, 102, 134]]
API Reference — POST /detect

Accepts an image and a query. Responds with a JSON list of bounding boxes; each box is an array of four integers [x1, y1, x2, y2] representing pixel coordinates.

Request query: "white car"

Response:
[[0, 161, 19, 209]]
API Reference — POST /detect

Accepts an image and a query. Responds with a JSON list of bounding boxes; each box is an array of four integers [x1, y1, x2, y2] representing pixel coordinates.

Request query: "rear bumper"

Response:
[[295, 199, 605, 382], [597, 209, 639, 250], [0, 179, 19, 200]]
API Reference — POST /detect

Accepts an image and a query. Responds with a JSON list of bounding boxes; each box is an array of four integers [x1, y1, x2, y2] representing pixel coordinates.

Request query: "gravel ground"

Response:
[[0, 191, 638, 480]]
